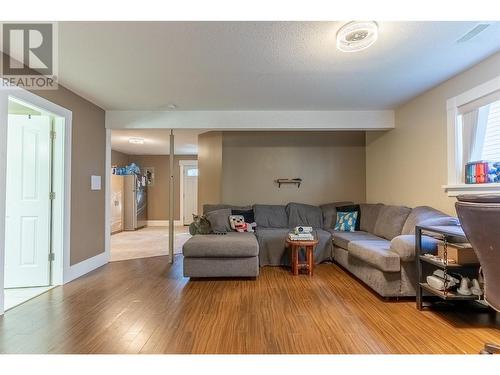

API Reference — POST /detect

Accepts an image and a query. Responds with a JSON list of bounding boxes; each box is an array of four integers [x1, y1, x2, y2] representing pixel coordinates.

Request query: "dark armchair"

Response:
[[455, 194, 500, 354]]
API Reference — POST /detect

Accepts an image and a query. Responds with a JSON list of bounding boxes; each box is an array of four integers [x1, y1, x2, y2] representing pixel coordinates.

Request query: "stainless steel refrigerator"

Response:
[[124, 174, 147, 230]]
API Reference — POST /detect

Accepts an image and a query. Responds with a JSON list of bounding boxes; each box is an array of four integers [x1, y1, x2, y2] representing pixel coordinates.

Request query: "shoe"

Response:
[[471, 278, 483, 296], [457, 277, 472, 296], [433, 270, 459, 286]]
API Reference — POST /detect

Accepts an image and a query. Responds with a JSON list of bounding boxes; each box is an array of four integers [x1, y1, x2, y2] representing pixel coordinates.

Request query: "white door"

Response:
[[4, 114, 52, 288], [183, 166, 198, 225]]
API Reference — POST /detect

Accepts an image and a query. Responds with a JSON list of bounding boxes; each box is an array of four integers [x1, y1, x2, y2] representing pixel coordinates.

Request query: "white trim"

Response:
[[63, 251, 108, 283], [443, 183, 500, 197], [446, 76, 500, 110], [146, 220, 183, 227], [0, 92, 7, 315], [0, 86, 72, 315], [106, 110, 395, 130], [104, 129, 111, 264], [179, 159, 198, 226], [445, 75, 500, 196]]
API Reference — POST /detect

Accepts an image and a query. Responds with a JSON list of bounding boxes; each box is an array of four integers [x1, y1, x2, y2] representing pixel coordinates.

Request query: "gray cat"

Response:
[[189, 214, 212, 235]]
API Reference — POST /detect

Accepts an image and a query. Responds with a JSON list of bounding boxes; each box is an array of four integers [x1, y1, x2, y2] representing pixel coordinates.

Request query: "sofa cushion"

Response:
[[253, 204, 288, 228], [359, 203, 384, 233], [183, 232, 259, 258], [203, 204, 252, 215], [401, 206, 458, 235], [328, 229, 382, 249], [205, 208, 232, 233], [373, 205, 412, 240], [390, 234, 440, 262], [319, 201, 353, 229], [348, 240, 400, 272], [287, 202, 323, 228]]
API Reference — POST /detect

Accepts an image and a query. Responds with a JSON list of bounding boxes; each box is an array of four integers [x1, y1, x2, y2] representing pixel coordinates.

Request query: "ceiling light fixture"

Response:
[[128, 137, 145, 145], [336, 21, 378, 52], [167, 104, 177, 110]]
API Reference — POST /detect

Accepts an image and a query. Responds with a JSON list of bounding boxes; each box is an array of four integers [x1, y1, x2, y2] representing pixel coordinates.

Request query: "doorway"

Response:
[[179, 160, 198, 225], [2, 97, 66, 310]]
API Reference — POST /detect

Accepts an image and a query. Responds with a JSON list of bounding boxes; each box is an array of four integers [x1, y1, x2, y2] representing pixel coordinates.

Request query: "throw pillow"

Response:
[[231, 209, 255, 225], [229, 215, 254, 232], [334, 211, 358, 232], [336, 204, 361, 231], [205, 208, 232, 233]]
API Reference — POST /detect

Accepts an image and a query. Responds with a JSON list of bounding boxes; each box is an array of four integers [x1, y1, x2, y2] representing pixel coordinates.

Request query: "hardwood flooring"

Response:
[[1, 255, 499, 354]]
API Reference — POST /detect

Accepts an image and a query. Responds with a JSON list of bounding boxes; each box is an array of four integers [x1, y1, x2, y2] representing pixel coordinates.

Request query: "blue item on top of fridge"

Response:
[[124, 162, 141, 175]]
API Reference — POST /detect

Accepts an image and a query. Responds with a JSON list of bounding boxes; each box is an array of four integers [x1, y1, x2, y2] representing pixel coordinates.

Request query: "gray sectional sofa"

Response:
[[182, 202, 457, 297]]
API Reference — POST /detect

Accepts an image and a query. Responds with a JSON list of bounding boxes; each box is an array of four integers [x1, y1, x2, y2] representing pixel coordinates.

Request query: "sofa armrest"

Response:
[[390, 234, 439, 262]]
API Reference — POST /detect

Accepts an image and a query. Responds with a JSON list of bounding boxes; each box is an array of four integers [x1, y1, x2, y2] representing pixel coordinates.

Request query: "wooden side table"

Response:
[[285, 238, 319, 276]]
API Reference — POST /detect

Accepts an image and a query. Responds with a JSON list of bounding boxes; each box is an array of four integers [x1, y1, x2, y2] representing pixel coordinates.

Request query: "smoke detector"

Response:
[[337, 21, 378, 52]]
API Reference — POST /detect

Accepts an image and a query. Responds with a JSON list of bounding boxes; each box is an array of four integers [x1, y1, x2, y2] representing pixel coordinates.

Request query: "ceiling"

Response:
[[58, 21, 500, 111], [111, 129, 203, 155]]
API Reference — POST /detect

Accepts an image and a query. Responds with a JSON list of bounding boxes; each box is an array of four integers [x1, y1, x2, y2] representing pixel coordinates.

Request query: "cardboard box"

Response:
[[437, 242, 479, 265]]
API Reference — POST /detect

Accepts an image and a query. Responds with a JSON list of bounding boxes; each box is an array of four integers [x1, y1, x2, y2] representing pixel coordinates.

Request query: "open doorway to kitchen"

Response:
[[109, 129, 201, 262], [2, 96, 67, 311], [179, 160, 198, 226]]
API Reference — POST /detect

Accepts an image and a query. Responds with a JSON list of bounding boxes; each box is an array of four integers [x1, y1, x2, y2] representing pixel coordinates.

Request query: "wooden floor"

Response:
[[1, 255, 499, 354]]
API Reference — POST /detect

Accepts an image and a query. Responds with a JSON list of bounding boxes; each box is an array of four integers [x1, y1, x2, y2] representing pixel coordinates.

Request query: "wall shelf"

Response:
[[275, 178, 302, 188]]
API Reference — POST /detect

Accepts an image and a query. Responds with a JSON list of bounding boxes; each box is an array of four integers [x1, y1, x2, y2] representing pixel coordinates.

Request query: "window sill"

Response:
[[443, 183, 500, 197]]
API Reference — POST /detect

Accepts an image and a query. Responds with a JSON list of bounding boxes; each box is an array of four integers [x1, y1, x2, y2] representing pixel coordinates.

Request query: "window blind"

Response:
[[481, 100, 500, 161]]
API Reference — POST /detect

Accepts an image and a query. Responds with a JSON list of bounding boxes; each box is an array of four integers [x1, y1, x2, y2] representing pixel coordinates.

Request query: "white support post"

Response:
[[169, 130, 174, 264]]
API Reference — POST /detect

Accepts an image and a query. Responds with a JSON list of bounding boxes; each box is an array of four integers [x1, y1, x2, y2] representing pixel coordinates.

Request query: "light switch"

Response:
[[91, 175, 101, 191]]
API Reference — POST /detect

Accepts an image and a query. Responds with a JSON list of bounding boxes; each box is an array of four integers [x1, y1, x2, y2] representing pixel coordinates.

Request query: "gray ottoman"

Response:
[[182, 232, 259, 278]]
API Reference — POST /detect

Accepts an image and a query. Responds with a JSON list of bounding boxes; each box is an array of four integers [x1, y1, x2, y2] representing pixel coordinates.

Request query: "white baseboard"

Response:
[[64, 251, 108, 284], [146, 220, 184, 227]]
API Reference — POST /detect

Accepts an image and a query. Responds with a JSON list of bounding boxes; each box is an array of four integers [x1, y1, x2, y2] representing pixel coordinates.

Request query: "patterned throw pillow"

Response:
[[334, 211, 358, 232]]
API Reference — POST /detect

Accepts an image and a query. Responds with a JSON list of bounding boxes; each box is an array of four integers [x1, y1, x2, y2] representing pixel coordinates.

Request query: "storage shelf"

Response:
[[419, 283, 481, 301], [419, 255, 479, 270]]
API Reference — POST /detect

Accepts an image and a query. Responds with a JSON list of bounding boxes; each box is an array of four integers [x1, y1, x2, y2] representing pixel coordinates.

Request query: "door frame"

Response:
[[0, 86, 72, 315], [179, 159, 198, 225]]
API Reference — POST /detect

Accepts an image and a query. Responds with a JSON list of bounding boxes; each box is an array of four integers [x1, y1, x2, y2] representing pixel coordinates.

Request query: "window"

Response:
[[186, 168, 199, 177], [457, 98, 500, 165], [481, 100, 500, 161], [444, 77, 500, 196]]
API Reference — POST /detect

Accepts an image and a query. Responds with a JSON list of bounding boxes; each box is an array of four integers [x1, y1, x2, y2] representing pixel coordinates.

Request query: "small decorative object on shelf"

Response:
[[465, 160, 500, 184], [275, 178, 302, 188]]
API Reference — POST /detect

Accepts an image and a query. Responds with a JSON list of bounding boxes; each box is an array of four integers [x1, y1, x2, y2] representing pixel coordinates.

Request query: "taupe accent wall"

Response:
[[132, 155, 197, 221], [220, 131, 366, 206], [2, 51, 106, 266], [198, 131, 223, 213], [366, 52, 500, 215], [111, 151, 197, 220], [34, 85, 106, 265], [111, 150, 130, 167]]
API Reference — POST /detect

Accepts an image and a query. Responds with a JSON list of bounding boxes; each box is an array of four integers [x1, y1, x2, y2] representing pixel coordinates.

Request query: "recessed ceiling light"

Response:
[[336, 21, 378, 52], [128, 137, 144, 145]]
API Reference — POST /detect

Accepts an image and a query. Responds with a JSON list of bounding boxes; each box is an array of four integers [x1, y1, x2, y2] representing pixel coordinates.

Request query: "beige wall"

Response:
[[221, 131, 366, 206], [34, 85, 106, 265], [366, 52, 500, 215], [111, 150, 130, 167], [198, 131, 223, 213], [130, 155, 197, 221]]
